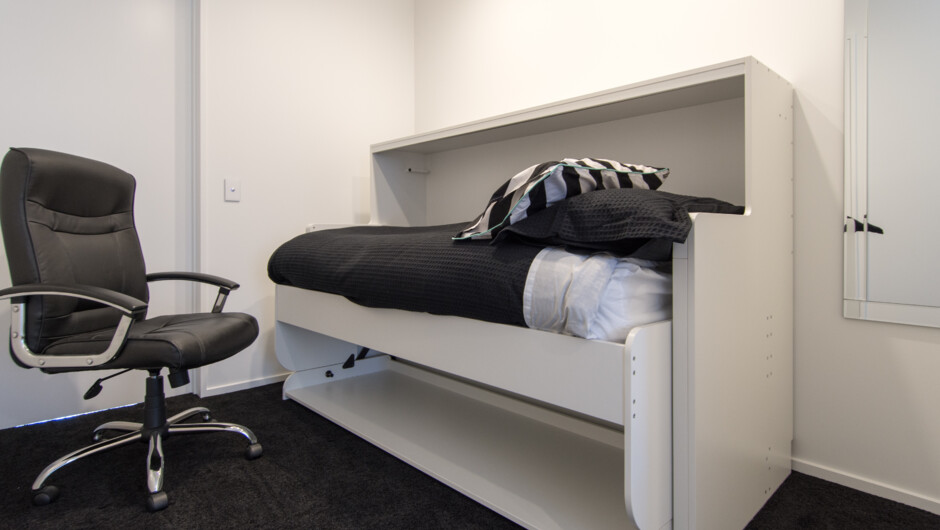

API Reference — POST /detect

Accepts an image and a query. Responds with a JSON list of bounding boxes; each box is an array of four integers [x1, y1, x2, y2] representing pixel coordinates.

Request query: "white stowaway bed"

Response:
[[274, 57, 794, 530]]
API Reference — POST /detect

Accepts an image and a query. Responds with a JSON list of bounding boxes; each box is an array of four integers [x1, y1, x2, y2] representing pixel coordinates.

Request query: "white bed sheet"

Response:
[[522, 248, 672, 342]]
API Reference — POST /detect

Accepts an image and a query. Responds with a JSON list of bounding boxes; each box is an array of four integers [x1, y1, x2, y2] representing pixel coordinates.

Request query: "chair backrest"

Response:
[[0, 148, 149, 353]]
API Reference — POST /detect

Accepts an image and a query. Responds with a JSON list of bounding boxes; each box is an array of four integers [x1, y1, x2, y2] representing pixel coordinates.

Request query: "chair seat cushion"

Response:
[[41, 312, 259, 371]]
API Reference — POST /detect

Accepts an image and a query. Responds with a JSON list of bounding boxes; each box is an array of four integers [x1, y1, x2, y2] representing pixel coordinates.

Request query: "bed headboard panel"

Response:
[[371, 61, 748, 227]]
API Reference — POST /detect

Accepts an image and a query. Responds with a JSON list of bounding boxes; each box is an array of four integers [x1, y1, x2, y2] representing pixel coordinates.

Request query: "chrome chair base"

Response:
[[30, 375, 262, 511]]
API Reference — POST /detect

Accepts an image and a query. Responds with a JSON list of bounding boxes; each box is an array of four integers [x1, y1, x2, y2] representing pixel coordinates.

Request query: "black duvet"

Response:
[[267, 223, 541, 326]]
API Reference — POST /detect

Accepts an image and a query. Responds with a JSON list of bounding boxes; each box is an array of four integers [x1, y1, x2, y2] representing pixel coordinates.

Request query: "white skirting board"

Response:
[[792, 458, 940, 516], [194, 370, 290, 398]]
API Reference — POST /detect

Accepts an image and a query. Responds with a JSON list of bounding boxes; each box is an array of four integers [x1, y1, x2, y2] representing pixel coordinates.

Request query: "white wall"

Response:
[[414, 0, 940, 514], [196, 0, 415, 395], [0, 0, 415, 423], [0, 0, 195, 428]]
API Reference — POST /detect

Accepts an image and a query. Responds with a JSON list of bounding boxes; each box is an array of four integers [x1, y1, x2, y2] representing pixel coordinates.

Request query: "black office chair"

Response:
[[0, 148, 262, 511]]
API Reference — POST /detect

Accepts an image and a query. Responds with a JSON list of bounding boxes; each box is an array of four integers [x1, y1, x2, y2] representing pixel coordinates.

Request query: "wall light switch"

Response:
[[224, 179, 241, 202]]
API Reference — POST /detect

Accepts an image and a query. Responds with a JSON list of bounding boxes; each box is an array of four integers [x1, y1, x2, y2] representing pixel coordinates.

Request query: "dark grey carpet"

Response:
[[0, 382, 937, 529]]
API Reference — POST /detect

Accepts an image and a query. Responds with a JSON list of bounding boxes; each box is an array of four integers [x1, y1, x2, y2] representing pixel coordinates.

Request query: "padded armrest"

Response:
[[147, 272, 240, 291], [146, 272, 239, 313], [0, 283, 148, 316]]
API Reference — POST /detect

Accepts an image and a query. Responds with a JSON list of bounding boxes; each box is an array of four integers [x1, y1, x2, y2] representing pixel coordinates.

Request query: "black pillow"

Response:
[[493, 188, 744, 260]]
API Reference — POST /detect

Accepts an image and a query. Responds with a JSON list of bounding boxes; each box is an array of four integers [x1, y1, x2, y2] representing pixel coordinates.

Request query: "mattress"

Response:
[[267, 223, 671, 342]]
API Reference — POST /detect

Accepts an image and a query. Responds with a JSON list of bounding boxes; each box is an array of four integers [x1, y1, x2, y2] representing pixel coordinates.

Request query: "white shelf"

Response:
[[372, 61, 745, 155], [286, 360, 631, 530], [368, 58, 761, 228]]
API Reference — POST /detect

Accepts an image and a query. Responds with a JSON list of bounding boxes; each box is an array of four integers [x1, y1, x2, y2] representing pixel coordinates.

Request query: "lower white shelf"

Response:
[[284, 358, 634, 530]]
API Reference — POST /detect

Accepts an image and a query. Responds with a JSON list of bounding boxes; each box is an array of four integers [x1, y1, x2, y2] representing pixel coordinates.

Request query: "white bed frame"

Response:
[[274, 57, 793, 530]]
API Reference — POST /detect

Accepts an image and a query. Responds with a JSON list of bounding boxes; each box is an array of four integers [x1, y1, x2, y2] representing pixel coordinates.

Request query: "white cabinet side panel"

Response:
[[686, 60, 793, 530]]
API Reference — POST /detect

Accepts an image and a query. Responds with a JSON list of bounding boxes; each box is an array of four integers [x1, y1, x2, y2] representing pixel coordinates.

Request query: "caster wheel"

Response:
[[32, 485, 59, 506], [245, 443, 263, 460], [147, 491, 169, 512], [201, 412, 212, 422]]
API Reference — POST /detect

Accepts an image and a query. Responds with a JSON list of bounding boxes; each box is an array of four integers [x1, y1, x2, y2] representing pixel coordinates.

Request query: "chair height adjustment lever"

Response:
[[83, 369, 133, 400]]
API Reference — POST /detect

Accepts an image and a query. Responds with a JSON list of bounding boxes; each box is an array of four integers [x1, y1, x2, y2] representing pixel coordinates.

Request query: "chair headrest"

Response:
[[2, 147, 136, 219]]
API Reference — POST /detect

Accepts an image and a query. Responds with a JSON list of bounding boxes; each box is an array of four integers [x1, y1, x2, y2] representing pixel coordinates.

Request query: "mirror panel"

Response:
[[844, 0, 940, 326]]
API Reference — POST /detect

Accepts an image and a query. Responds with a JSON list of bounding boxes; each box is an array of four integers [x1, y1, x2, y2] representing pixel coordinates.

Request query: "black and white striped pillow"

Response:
[[454, 158, 669, 240]]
